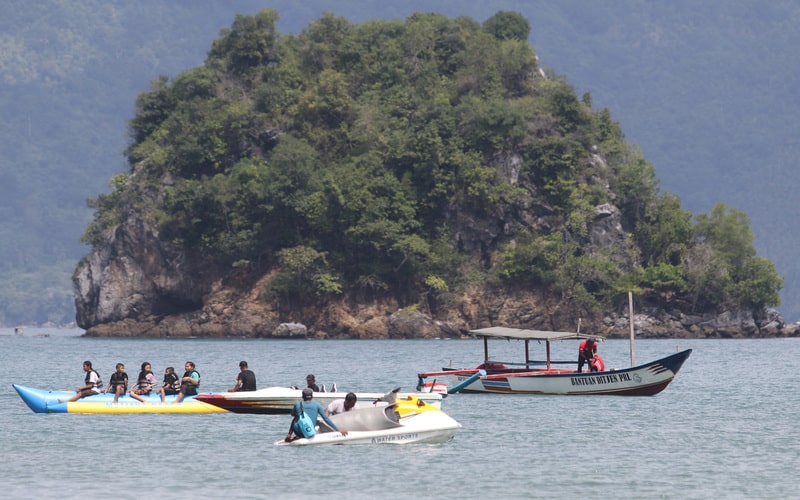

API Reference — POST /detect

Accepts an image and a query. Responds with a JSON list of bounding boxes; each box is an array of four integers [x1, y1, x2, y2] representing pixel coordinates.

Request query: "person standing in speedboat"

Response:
[[229, 361, 257, 392], [174, 361, 200, 403], [285, 388, 348, 442], [60, 360, 103, 403], [325, 392, 358, 416], [577, 337, 598, 373]]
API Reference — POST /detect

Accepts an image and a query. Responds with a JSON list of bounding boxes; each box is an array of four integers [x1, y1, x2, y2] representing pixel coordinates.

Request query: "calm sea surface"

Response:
[[0, 328, 797, 499]]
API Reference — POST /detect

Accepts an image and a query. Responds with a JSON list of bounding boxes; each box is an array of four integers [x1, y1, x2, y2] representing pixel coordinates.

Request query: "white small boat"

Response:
[[196, 386, 442, 414], [274, 393, 461, 446]]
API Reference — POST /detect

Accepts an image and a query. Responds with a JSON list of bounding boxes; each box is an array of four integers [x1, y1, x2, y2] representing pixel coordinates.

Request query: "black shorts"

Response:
[[163, 388, 179, 395], [181, 384, 197, 396]]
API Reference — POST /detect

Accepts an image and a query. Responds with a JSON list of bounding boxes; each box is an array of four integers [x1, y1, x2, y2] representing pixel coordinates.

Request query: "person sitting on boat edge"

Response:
[[306, 374, 320, 392], [60, 360, 103, 403], [577, 337, 598, 373], [326, 392, 358, 416], [286, 388, 348, 442], [229, 360, 257, 392], [130, 361, 157, 403], [104, 362, 129, 404], [174, 361, 200, 403], [156, 366, 180, 403]]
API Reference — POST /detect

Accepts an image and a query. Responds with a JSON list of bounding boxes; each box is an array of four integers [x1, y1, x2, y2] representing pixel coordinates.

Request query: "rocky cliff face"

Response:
[[74, 197, 800, 339], [75, 213, 210, 329]]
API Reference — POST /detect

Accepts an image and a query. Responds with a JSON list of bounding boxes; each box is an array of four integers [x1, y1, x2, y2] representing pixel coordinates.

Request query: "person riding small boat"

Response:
[[155, 366, 180, 403], [589, 354, 605, 372], [130, 362, 157, 403], [285, 388, 347, 442], [105, 363, 129, 404], [59, 360, 103, 403], [325, 392, 358, 416], [174, 361, 200, 403], [577, 337, 598, 373]]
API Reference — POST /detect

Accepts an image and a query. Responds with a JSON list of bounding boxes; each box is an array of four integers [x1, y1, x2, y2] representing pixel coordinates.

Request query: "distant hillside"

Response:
[[1, 0, 798, 326]]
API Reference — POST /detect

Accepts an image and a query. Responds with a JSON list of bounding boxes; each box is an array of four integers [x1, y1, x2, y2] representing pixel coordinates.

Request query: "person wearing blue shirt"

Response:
[[285, 388, 348, 442]]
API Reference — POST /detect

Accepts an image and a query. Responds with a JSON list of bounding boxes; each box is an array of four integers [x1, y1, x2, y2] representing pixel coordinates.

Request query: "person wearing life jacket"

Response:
[[577, 337, 598, 373], [104, 363, 129, 404], [60, 360, 103, 403], [174, 361, 200, 403], [156, 366, 181, 403], [130, 361, 157, 403], [589, 354, 605, 372]]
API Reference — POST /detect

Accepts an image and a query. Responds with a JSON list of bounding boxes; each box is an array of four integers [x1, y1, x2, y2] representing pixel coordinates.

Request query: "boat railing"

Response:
[[489, 360, 577, 367]]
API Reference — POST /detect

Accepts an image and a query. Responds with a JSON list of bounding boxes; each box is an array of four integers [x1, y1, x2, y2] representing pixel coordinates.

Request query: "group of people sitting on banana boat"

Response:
[[59, 359, 258, 404]]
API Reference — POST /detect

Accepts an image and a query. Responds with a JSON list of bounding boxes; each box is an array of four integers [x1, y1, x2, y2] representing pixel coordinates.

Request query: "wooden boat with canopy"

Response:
[[417, 327, 691, 396]]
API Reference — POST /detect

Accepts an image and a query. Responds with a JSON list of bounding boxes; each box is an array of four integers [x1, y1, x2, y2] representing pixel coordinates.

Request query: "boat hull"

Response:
[[275, 399, 461, 446], [196, 387, 442, 414], [448, 349, 692, 396], [13, 384, 226, 413]]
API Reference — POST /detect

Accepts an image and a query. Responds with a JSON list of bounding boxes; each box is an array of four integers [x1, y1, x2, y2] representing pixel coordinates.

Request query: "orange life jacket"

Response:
[[590, 355, 605, 372]]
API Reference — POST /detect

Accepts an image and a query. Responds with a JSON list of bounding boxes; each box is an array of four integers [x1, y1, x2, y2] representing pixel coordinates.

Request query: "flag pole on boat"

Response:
[[628, 291, 636, 366]]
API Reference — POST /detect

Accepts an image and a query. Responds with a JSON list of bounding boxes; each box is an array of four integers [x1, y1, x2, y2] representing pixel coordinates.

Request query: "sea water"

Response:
[[0, 328, 797, 499]]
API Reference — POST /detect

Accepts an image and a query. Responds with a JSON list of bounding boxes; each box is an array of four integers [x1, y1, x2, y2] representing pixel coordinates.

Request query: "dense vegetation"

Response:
[[82, 9, 781, 317], [3, 1, 796, 327]]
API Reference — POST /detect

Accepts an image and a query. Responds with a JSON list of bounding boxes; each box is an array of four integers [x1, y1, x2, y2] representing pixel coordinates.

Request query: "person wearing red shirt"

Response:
[[577, 337, 598, 373]]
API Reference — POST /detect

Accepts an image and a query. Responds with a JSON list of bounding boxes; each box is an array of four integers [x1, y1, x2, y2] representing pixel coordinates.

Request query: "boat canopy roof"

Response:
[[469, 327, 605, 342]]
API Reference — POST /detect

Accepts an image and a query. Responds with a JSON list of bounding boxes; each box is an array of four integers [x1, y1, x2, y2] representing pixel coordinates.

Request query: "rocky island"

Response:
[[73, 10, 798, 339]]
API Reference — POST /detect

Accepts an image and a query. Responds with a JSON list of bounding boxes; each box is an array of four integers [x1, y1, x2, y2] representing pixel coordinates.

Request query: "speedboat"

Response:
[[196, 386, 443, 414], [274, 392, 461, 446], [417, 326, 692, 396], [12, 384, 225, 413]]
